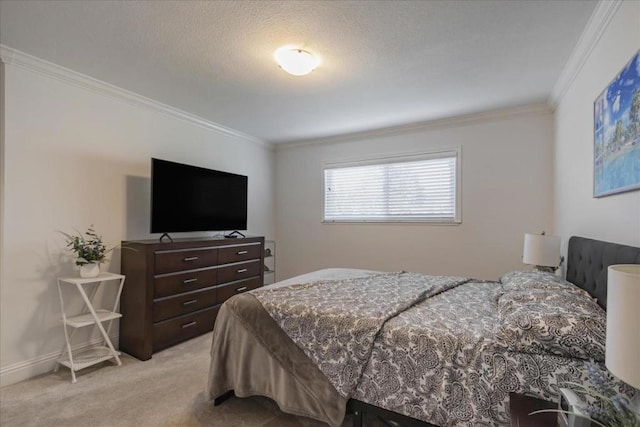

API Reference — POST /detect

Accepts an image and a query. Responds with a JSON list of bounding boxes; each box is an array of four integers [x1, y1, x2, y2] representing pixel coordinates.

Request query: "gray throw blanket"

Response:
[[251, 272, 470, 398]]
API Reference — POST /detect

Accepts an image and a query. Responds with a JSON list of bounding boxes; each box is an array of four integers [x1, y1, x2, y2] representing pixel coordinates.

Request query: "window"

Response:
[[323, 149, 460, 223]]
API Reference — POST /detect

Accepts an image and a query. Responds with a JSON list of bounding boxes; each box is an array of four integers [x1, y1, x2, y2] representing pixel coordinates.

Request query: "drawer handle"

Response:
[[182, 321, 197, 329], [236, 286, 248, 292], [182, 299, 198, 306], [237, 268, 248, 273], [183, 278, 198, 284], [237, 250, 248, 255], [183, 256, 199, 262]]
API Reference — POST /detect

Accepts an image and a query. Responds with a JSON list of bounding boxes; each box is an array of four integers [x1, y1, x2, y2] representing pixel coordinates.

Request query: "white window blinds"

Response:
[[323, 150, 460, 223]]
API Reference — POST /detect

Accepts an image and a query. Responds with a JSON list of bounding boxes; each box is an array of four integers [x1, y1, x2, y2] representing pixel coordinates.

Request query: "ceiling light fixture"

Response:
[[274, 46, 320, 76]]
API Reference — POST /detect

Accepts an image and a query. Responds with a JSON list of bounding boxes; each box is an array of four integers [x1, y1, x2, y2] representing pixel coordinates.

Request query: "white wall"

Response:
[[275, 107, 554, 282], [554, 1, 640, 250], [0, 62, 5, 381], [0, 62, 275, 386]]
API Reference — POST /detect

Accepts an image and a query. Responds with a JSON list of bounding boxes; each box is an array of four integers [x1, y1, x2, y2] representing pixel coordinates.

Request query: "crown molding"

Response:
[[0, 45, 271, 149], [548, 0, 622, 107], [275, 103, 552, 151]]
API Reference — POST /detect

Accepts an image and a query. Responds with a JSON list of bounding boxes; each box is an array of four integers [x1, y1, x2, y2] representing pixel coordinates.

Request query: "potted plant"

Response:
[[532, 361, 639, 427], [61, 225, 113, 278]]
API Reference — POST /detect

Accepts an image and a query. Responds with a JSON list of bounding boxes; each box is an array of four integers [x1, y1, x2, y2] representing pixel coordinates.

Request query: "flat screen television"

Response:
[[150, 158, 248, 233]]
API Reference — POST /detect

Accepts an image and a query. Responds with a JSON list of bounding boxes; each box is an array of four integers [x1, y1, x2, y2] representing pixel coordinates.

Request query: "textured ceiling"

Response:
[[0, 0, 596, 143]]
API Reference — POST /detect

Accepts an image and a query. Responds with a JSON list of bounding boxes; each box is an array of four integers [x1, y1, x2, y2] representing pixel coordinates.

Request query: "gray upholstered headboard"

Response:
[[566, 236, 640, 310]]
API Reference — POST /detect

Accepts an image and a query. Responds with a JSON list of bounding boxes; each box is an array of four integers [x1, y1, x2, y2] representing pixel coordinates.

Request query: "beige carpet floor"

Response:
[[0, 333, 383, 427]]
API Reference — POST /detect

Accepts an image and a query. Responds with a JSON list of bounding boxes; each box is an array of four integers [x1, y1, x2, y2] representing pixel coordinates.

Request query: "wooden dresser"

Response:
[[119, 236, 264, 360]]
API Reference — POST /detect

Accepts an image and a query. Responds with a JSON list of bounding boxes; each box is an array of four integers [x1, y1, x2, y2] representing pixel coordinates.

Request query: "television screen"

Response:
[[151, 158, 248, 233]]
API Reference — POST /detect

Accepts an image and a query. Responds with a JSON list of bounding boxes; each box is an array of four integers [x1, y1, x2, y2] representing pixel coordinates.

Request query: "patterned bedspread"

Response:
[[351, 280, 606, 426], [252, 272, 470, 398], [243, 270, 632, 426], [353, 280, 503, 425]]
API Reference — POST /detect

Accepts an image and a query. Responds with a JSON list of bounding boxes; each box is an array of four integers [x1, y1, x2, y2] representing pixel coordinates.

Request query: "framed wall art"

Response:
[[593, 49, 640, 198]]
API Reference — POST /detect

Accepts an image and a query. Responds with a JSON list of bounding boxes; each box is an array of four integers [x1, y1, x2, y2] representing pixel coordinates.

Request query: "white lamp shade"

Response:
[[606, 264, 640, 389], [522, 233, 561, 267]]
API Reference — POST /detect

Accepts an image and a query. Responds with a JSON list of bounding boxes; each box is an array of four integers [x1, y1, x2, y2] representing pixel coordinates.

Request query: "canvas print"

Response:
[[594, 50, 640, 197]]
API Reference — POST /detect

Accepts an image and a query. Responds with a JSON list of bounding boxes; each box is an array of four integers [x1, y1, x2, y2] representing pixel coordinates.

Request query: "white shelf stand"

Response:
[[55, 272, 125, 383], [264, 240, 276, 285]]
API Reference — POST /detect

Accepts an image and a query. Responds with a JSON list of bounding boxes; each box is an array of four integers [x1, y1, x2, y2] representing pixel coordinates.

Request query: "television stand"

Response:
[[224, 230, 246, 239], [159, 233, 173, 243]]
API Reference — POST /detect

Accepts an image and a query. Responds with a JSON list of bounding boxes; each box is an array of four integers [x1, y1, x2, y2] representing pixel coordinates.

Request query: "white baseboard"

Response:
[[0, 335, 119, 387]]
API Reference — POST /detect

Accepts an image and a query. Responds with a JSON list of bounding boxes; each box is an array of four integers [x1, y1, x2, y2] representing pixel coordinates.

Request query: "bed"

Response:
[[207, 236, 640, 426]]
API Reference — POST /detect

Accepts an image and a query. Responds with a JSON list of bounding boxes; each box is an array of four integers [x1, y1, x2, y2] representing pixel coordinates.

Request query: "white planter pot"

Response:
[[80, 263, 100, 278]]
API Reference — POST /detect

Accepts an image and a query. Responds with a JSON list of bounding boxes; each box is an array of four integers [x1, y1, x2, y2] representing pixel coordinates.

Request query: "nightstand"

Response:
[[509, 393, 558, 427], [55, 273, 125, 383]]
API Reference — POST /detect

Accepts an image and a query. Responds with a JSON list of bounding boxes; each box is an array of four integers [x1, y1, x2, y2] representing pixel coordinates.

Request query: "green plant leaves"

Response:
[[60, 225, 109, 266]]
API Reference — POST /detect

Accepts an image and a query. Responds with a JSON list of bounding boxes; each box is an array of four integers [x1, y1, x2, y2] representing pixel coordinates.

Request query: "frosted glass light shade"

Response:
[[606, 264, 640, 389], [522, 233, 561, 267], [274, 47, 319, 76]]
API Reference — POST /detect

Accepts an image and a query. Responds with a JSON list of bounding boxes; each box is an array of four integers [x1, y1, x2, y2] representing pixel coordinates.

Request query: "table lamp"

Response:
[[606, 264, 640, 412], [522, 232, 562, 273]]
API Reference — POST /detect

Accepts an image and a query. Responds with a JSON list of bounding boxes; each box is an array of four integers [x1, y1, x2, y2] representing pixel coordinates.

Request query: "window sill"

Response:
[[321, 220, 461, 225]]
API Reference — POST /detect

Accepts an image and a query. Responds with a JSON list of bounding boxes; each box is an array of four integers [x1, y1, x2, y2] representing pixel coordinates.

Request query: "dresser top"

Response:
[[123, 235, 263, 244], [122, 235, 264, 251]]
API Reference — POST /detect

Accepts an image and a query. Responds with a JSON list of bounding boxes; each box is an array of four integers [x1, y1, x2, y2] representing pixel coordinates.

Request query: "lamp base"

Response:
[[534, 265, 556, 274]]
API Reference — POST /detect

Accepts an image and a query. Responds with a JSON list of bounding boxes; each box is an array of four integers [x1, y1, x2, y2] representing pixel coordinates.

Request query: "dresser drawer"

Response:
[[218, 260, 261, 284], [218, 244, 262, 265], [154, 268, 218, 298], [217, 277, 262, 304], [154, 248, 218, 274], [153, 287, 217, 323], [153, 305, 219, 352]]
